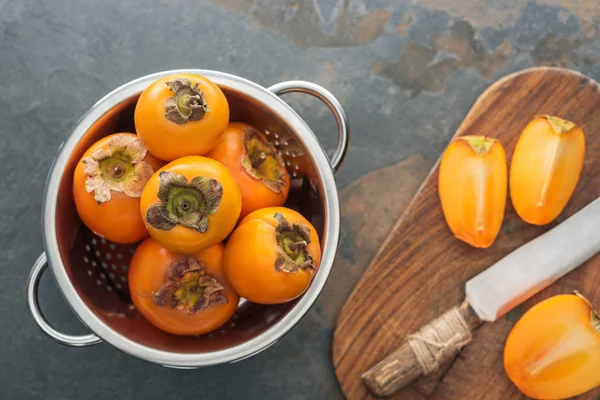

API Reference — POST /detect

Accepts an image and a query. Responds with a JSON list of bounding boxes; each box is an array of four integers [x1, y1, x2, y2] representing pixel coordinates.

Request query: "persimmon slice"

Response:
[[438, 136, 507, 248], [510, 115, 585, 225]]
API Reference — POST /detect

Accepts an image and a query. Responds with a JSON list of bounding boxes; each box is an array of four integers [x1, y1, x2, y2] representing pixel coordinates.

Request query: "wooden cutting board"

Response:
[[332, 67, 600, 400]]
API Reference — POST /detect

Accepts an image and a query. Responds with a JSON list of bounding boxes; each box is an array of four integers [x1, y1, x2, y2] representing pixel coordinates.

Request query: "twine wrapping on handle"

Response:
[[407, 306, 472, 374], [361, 302, 481, 398]]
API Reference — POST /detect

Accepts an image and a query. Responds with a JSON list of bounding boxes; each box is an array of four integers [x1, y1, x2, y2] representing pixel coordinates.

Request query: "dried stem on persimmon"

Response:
[[146, 171, 223, 233], [164, 78, 211, 125], [82, 134, 154, 204], [241, 127, 288, 193], [574, 291, 600, 331], [152, 256, 227, 314], [273, 212, 314, 273]]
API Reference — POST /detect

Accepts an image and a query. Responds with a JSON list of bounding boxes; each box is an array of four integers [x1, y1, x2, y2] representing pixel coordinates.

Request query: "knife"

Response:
[[361, 196, 600, 398]]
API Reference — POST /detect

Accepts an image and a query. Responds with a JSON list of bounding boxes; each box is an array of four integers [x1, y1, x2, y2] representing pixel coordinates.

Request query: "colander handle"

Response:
[[26, 253, 102, 347], [268, 81, 350, 172]]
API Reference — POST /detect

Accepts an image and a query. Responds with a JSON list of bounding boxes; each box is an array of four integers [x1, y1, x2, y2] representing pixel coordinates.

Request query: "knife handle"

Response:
[[361, 301, 482, 398]]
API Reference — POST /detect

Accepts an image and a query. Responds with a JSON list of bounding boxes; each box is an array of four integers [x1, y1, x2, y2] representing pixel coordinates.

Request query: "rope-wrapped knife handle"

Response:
[[361, 301, 483, 398]]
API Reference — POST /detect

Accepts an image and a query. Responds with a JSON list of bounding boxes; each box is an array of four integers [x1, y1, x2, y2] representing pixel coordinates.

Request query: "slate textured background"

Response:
[[2, 0, 600, 399]]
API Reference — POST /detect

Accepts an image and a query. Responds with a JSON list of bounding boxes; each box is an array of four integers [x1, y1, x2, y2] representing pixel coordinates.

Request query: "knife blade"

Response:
[[467, 196, 600, 322]]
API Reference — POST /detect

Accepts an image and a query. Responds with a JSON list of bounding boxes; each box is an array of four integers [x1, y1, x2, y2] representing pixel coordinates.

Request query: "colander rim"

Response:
[[41, 69, 341, 367]]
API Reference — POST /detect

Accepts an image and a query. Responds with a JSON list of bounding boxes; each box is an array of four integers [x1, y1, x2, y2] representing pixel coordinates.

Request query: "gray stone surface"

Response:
[[2, 0, 600, 399]]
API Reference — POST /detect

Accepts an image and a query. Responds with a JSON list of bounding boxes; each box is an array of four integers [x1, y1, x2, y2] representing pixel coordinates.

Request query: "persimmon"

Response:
[[504, 293, 600, 399], [223, 207, 321, 304], [73, 132, 164, 244], [510, 115, 585, 225], [128, 238, 239, 336], [438, 135, 507, 248], [134, 73, 230, 161], [206, 122, 290, 218], [140, 156, 241, 254]]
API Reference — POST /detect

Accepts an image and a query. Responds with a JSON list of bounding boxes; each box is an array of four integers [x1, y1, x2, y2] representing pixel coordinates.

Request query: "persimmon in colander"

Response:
[[128, 238, 239, 336], [134, 73, 230, 161], [205, 122, 290, 219], [140, 156, 242, 254], [223, 207, 321, 304], [73, 132, 164, 244]]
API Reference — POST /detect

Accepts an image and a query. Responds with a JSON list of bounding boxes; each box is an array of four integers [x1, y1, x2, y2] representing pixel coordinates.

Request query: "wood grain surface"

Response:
[[332, 67, 600, 400]]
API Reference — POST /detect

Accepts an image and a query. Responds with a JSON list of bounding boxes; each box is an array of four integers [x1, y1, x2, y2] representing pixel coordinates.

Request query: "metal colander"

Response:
[[26, 70, 349, 367]]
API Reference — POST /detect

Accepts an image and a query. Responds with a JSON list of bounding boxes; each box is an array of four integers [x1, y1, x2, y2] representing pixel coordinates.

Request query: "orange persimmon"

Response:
[[73, 132, 164, 244], [140, 156, 242, 254], [223, 207, 321, 304], [504, 293, 600, 399], [510, 115, 585, 225], [205, 122, 290, 219], [438, 136, 507, 248], [134, 73, 230, 161], [129, 238, 239, 336]]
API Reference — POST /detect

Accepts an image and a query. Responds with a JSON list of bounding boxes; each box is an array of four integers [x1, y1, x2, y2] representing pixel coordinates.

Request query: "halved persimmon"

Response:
[[134, 73, 230, 161], [140, 156, 242, 254], [223, 207, 321, 304], [510, 115, 585, 225], [73, 132, 164, 244], [129, 238, 239, 336], [504, 293, 600, 399], [438, 135, 507, 248], [206, 122, 290, 218]]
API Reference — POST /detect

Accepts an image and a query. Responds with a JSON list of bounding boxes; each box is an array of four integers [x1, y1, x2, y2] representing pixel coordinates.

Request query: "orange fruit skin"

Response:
[[510, 116, 585, 225], [134, 73, 230, 161], [438, 136, 507, 248], [73, 132, 164, 244], [504, 294, 600, 399], [223, 207, 321, 304], [128, 238, 239, 336], [140, 156, 242, 254], [205, 122, 290, 219]]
